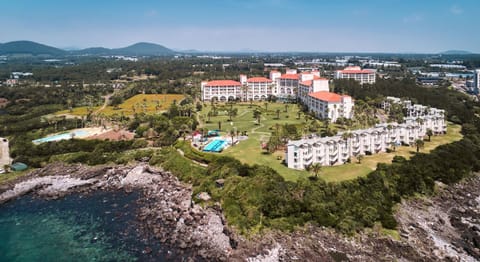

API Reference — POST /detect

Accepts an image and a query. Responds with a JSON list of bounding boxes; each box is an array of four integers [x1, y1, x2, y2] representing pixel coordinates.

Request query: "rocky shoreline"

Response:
[[1, 163, 480, 261]]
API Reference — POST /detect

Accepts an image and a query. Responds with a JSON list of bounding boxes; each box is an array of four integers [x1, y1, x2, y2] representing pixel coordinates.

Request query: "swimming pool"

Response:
[[203, 139, 228, 152], [33, 130, 90, 144]]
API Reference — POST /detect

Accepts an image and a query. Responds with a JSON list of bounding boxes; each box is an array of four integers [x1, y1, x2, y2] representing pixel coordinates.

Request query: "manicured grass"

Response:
[[198, 102, 313, 181], [57, 94, 185, 116]]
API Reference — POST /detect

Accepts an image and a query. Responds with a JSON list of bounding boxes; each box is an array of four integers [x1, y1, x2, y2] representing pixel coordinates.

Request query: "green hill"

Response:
[[0, 41, 67, 56]]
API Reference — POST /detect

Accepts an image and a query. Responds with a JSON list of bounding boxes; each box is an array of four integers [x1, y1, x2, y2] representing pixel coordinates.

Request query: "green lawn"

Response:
[[198, 102, 463, 183]]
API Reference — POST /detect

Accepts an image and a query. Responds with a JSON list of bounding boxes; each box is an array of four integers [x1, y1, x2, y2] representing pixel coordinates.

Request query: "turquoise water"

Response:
[[0, 191, 174, 261], [32, 130, 89, 144], [203, 139, 227, 152]]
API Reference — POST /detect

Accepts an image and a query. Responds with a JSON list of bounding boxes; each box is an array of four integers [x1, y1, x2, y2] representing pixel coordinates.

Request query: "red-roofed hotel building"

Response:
[[305, 91, 354, 122], [201, 80, 244, 102], [334, 66, 376, 85]]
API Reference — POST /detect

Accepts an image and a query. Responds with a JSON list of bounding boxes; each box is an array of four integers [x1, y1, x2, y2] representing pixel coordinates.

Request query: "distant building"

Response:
[[429, 64, 466, 70], [334, 66, 376, 84], [5, 79, 18, 86], [417, 77, 442, 86], [474, 69, 480, 95]]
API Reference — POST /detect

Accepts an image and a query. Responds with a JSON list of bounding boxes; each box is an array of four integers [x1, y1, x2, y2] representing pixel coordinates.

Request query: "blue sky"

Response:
[[0, 0, 478, 53]]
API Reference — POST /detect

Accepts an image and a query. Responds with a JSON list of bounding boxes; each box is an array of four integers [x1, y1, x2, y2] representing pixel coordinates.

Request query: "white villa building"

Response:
[[286, 98, 446, 169], [335, 66, 376, 85]]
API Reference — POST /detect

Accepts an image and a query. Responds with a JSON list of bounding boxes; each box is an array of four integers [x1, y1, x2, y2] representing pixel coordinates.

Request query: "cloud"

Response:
[[403, 14, 423, 23], [450, 5, 463, 15]]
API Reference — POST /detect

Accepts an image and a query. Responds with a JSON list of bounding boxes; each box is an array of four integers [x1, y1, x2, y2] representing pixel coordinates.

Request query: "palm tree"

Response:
[[426, 128, 433, 141], [230, 130, 235, 146], [207, 111, 212, 122], [253, 109, 262, 124], [415, 139, 424, 152], [284, 104, 289, 113], [264, 102, 268, 111], [357, 154, 364, 164], [310, 163, 322, 177], [276, 109, 280, 119], [390, 142, 397, 152], [341, 132, 353, 159]]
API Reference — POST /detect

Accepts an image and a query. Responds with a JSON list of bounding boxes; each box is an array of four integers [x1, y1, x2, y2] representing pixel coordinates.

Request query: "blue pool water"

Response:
[[33, 130, 90, 144], [203, 139, 228, 152]]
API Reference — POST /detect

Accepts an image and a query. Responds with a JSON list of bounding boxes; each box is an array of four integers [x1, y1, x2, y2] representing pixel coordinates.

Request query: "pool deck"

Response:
[[33, 127, 110, 144]]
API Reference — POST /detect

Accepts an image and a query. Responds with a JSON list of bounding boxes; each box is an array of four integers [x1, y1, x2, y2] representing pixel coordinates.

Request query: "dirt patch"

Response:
[[86, 129, 135, 141]]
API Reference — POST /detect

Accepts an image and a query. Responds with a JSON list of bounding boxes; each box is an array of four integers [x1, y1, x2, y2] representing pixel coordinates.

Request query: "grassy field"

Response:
[[57, 94, 185, 116], [198, 103, 463, 183], [56, 106, 100, 116]]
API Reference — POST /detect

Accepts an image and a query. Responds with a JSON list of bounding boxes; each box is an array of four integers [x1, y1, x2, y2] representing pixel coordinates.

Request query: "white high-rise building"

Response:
[[474, 69, 480, 95], [335, 66, 376, 84]]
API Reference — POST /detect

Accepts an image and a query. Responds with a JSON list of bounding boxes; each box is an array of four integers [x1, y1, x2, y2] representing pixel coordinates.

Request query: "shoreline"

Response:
[[1, 163, 480, 261]]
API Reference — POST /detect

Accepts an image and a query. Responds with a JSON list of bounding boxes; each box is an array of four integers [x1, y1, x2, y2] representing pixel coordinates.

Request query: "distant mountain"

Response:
[[440, 50, 473, 55], [0, 41, 175, 56], [111, 42, 174, 56], [0, 41, 67, 56]]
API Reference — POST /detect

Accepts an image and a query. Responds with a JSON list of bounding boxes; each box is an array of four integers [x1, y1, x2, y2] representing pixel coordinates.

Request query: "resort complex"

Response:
[[285, 97, 446, 169], [201, 68, 354, 122]]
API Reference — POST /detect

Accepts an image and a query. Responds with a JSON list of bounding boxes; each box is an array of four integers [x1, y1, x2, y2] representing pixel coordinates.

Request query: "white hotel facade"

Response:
[[285, 98, 446, 169], [201, 69, 354, 123], [334, 66, 376, 85]]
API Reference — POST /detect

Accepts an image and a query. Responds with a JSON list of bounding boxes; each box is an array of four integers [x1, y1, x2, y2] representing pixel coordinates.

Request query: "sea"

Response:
[[0, 191, 178, 261]]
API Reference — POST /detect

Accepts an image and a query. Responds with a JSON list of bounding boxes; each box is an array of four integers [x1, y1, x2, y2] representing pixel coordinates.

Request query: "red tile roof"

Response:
[[313, 76, 328, 80], [204, 80, 242, 86], [300, 80, 312, 86], [308, 91, 350, 103], [247, 77, 272, 83], [280, 74, 299, 80]]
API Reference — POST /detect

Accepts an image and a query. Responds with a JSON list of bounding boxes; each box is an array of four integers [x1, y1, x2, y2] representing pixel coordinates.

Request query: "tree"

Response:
[[310, 163, 322, 177], [207, 111, 212, 122], [426, 128, 433, 141], [357, 154, 364, 164], [341, 132, 353, 159], [264, 102, 269, 111], [218, 121, 222, 131], [253, 109, 262, 124], [390, 141, 397, 152], [275, 109, 280, 120], [284, 104, 289, 113], [415, 139, 424, 152]]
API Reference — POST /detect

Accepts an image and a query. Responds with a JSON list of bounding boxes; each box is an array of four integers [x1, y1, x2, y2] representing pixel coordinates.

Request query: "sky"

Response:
[[0, 0, 478, 53]]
